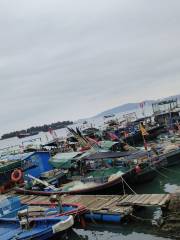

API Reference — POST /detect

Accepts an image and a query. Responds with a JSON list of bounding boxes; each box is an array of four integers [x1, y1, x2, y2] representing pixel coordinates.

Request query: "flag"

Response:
[[108, 132, 119, 141], [19, 145, 24, 154], [124, 131, 129, 138], [139, 101, 145, 109], [139, 123, 149, 136], [86, 136, 99, 149], [48, 127, 53, 135], [48, 128, 58, 139]]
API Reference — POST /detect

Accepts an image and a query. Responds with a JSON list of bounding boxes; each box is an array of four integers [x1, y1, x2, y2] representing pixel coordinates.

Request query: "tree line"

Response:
[[1, 120, 73, 139]]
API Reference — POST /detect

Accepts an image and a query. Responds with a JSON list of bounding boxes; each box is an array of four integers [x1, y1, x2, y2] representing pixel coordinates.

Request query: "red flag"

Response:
[[48, 127, 53, 135], [108, 132, 119, 141], [124, 131, 129, 138], [139, 101, 145, 109], [48, 128, 58, 140], [86, 137, 99, 147]]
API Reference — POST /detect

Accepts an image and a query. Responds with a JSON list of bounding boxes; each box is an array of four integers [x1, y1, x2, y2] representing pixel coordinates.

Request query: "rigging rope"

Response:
[[121, 176, 137, 194], [122, 177, 126, 195]]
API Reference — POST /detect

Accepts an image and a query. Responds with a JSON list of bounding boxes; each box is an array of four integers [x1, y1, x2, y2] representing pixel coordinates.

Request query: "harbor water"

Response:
[[67, 164, 180, 240], [0, 133, 180, 239], [63, 165, 179, 240]]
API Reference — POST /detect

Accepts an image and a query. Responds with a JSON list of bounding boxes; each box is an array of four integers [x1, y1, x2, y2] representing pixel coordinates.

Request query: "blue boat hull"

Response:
[[0, 217, 72, 240]]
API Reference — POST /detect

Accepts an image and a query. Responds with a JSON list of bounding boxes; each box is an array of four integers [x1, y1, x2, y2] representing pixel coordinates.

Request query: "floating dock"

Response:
[[116, 194, 170, 207], [18, 194, 171, 208], [2, 192, 171, 223]]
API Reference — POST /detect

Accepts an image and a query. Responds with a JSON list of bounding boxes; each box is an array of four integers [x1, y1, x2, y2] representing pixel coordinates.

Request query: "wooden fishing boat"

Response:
[[0, 160, 22, 193], [0, 196, 87, 240], [17, 131, 39, 139], [0, 151, 51, 193], [120, 125, 165, 146], [104, 114, 115, 119], [15, 166, 156, 196], [15, 151, 157, 196], [0, 215, 74, 240], [150, 144, 180, 168], [0, 196, 87, 219]]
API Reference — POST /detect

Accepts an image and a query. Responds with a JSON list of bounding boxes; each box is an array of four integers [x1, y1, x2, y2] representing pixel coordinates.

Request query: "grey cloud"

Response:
[[0, 0, 180, 134]]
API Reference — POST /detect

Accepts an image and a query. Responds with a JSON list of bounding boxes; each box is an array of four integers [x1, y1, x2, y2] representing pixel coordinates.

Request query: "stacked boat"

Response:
[[11, 126, 180, 197], [0, 99, 180, 238], [0, 195, 87, 240]]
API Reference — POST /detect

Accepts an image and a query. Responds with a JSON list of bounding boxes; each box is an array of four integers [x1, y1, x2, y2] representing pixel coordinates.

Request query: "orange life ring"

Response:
[[11, 169, 23, 182]]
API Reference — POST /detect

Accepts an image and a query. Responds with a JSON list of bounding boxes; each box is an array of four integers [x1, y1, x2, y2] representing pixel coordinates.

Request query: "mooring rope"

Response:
[[130, 213, 153, 223], [122, 177, 126, 195], [121, 176, 137, 194]]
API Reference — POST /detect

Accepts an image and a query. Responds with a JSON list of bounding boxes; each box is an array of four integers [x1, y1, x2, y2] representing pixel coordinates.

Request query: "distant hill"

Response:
[[94, 94, 180, 118], [95, 100, 154, 118]]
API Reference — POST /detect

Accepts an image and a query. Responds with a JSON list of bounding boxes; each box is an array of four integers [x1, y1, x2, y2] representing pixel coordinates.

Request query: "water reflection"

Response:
[[64, 164, 180, 240], [134, 165, 180, 194], [65, 226, 173, 240]]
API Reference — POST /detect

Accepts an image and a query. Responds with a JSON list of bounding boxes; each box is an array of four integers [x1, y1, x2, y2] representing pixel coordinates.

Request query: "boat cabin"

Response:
[[152, 98, 180, 126]]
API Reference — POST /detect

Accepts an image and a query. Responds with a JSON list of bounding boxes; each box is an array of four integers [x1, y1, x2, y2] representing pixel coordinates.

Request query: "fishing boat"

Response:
[[121, 125, 165, 146], [0, 196, 86, 240], [0, 216, 74, 240], [17, 131, 39, 139], [108, 116, 165, 146], [15, 151, 157, 196], [104, 114, 115, 119], [0, 151, 51, 193], [150, 143, 180, 168], [0, 196, 87, 219], [152, 98, 180, 127], [0, 159, 22, 193]]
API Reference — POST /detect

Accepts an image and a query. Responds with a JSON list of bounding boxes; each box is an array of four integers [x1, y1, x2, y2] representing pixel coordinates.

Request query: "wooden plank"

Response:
[[87, 198, 105, 209], [158, 194, 170, 206], [135, 194, 152, 204], [89, 199, 110, 211], [146, 194, 163, 205], [117, 194, 169, 206], [138, 194, 154, 204], [118, 194, 132, 203], [99, 198, 120, 210], [119, 194, 138, 204], [3, 192, 170, 213], [143, 194, 160, 205]]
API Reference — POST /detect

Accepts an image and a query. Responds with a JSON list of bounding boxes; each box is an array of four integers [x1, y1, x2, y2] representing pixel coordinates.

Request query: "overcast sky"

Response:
[[0, 0, 180, 134]]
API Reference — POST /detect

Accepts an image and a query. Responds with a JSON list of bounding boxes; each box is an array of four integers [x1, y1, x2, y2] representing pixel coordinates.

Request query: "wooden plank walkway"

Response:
[[1, 193, 171, 217], [16, 194, 133, 216], [117, 194, 170, 207]]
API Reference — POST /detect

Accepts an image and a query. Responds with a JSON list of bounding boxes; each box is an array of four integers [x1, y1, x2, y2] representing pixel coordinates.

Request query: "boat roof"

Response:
[[152, 99, 177, 106], [132, 116, 151, 123], [0, 152, 42, 161], [99, 141, 119, 149], [84, 151, 136, 160], [42, 139, 64, 147], [52, 152, 82, 161]]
